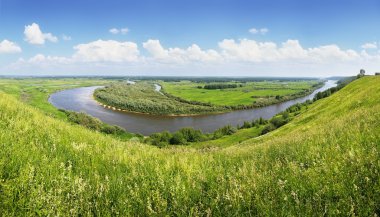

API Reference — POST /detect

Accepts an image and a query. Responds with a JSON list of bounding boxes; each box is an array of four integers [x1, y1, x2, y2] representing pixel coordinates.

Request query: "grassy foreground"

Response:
[[0, 76, 379, 215]]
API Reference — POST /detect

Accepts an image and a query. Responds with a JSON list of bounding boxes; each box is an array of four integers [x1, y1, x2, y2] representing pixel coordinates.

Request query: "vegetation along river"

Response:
[[49, 80, 337, 135]]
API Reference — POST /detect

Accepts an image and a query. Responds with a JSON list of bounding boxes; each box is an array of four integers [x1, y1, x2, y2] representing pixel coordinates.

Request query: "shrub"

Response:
[[170, 132, 187, 145], [178, 128, 204, 142], [261, 123, 276, 135]]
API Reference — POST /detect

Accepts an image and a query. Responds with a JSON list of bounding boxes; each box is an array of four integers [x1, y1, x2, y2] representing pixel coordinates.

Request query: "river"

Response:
[[48, 80, 337, 135]]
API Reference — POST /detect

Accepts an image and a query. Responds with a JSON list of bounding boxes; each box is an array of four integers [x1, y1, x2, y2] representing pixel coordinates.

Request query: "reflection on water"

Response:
[[49, 80, 337, 135]]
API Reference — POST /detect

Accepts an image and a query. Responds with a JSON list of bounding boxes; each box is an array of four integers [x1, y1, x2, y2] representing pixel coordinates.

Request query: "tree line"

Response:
[[203, 83, 242, 89]]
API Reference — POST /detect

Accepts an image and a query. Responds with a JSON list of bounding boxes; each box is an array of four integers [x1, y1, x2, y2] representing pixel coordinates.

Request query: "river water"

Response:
[[48, 80, 337, 135]]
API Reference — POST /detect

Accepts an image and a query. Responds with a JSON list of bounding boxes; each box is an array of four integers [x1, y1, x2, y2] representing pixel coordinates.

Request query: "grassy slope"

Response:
[[162, 80, 321, 106], [0, 77, 379, 216]]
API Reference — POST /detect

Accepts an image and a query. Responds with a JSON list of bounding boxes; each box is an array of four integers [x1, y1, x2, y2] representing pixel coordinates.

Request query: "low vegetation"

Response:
[[60, 109, 138, 140], [0, 76, 379, 215], [94, 81, 226, 115]]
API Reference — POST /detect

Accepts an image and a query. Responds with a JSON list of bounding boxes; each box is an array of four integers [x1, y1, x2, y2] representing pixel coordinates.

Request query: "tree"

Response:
[[357, 69, 365, 78]]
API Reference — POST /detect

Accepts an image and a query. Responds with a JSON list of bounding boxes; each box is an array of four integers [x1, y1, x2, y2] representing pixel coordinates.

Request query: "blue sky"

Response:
[[0, 0, 379, 76]]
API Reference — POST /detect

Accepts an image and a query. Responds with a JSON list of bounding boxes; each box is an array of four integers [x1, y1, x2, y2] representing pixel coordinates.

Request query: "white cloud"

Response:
[[24, 23, 58, 45], [62, 35, 72, 41], [361, 42, 377, 49], [109, 28, 119, 34], [120, 28, 129, 34], [4, 37, 380, 77], [219, 38, 359, 63], [27, 54, 71, 64], [249, 27, 269, 35], [143, 39, 221, 63], [73, 40, 139, 62], [0, 40, 22, 53], [109, 27, 129, 35], [249, 28, 258, 34]]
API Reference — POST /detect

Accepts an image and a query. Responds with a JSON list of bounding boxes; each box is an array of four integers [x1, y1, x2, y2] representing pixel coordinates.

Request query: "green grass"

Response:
[[162, 80, 322, 106], [94, 81, 226, 115], [0, 76, 379, 215], [190, 126, 264, 149]]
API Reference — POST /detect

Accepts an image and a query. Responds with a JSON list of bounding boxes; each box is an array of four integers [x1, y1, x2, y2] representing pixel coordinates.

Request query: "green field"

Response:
[[162, 80, 323, 106], [94, 81, 226, 115], [0, 76, 379, 215]]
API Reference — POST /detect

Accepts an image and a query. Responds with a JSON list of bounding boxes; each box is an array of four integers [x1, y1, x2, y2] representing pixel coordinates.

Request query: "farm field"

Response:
[[161, 80, 323, 106], [0, 76, 378, 215]]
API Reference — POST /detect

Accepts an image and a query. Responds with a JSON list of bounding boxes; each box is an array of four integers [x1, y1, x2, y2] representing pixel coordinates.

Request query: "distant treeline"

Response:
[[120, 76, 322, 83], [203, 83, 242, 89]]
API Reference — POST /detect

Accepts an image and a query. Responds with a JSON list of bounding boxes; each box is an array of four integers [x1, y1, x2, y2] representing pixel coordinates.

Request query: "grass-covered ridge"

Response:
[[0, 76, 379, 215]]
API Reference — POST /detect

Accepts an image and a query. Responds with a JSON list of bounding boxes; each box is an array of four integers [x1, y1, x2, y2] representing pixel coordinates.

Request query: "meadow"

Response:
[[161, 80, 323, 106], [94, 79, 323, 115], [0, 76, 379, 215], [94, 81, 225, 115]]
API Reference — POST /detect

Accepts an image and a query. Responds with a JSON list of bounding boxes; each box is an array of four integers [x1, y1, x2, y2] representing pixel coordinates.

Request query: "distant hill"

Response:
[[0, 76, 379, 216]]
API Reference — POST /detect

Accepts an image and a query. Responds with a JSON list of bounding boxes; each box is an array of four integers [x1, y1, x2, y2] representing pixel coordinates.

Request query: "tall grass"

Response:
[[0, 76, 379, 216]]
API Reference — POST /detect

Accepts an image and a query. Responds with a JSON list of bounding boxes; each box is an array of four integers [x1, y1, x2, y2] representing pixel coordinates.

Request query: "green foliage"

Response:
[[170, 132, 187, 145], [177, 128, 204, 142], [66, 111, 103, 131], [213, 125, 237, 139], [204, 83, 239, 89], [239, 121, 252, 129], [61, 109, 135, 140]]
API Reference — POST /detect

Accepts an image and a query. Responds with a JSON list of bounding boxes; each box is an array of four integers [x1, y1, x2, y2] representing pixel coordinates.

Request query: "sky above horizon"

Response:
[[0, 0, 379, 77]]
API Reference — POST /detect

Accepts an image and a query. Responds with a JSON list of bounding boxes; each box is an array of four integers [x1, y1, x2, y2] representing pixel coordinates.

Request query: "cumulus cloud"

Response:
[[361, 42, 377, 49], [0, 40, 22, 53], [143, 39, 221, 63], [249, 28, 269, 35], [5, 37, 380, 77], [219, 39, 359, 63], [109, 27, 129, 35], [24, 23, 58, 45], [73, 40, 139, 62]]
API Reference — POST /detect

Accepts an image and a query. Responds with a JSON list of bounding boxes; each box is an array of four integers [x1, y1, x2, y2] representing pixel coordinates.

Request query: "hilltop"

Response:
[[0, 76, 379, 215]]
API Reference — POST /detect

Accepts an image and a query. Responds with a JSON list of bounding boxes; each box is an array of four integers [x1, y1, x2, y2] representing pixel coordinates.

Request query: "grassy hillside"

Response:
[[0, 76, 379, 215]]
